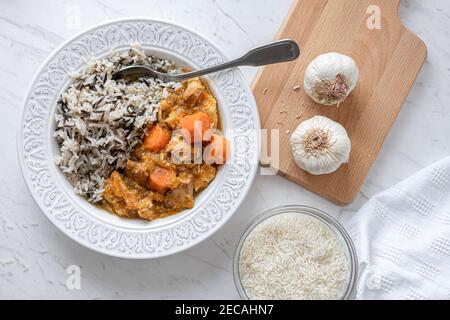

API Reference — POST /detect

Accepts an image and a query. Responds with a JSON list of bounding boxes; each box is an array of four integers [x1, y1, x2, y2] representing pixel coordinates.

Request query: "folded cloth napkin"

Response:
[[341, 157, 450, 300]]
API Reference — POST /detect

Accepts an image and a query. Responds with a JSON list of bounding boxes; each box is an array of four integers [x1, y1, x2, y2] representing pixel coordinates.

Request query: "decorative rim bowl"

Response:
[[18, 18, 261, 259]]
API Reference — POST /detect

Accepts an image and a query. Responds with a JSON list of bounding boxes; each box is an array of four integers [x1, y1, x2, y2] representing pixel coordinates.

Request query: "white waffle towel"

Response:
[[342, 157, 450, 300]]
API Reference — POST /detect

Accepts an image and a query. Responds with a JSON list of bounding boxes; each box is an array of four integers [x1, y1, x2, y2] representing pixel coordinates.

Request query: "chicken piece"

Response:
[[160, 99, 173, 112], [164, 110, 183, 129], [125, 159, 154, 187], [183, 78, 206, 105], [199, 93, 218, 129], [170, 172, 194, 190], [164, 180, 194, 211], [135, 149, 174, 171], [103, 172, 155, 219], [193, 164, 217, 192]]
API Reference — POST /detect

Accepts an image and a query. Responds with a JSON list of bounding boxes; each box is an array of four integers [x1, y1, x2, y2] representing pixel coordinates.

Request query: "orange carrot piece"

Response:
[[209, 135, 230, 164], [143, 125, 171, 152], [179, 112, 211, 143], [148, 167, 176, 193]]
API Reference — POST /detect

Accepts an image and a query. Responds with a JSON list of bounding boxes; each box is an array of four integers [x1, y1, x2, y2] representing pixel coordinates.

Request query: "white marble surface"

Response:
[[1, 0, 449, 299]]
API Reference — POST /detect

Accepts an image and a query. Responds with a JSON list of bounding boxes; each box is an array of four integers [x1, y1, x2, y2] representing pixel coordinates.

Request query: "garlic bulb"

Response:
[[304, 53, 359, 106], [290, 116, 351, 175]]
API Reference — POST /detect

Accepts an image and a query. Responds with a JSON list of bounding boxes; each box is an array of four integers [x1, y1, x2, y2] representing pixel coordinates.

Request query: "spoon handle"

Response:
[[169, 39, 300, 81]]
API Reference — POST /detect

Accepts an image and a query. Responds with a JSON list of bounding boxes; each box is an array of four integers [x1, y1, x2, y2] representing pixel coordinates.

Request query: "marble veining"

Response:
[[1, 0, 450, 299]]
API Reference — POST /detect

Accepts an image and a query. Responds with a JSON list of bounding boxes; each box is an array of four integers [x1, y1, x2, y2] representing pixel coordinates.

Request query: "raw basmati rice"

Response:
[[239, 212, 350, 300]]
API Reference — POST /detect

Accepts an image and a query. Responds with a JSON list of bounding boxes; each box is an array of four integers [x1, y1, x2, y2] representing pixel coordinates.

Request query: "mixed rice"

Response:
[[54, 44, 182, 203]]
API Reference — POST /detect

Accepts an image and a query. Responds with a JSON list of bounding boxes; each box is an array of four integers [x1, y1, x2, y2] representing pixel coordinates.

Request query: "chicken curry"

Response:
[[100, 78, 229, 221]]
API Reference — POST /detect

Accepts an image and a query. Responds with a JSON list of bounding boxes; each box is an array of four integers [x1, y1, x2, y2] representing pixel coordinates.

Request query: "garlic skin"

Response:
[[304, 53, 359, 106], [290, 116, 351, 175]]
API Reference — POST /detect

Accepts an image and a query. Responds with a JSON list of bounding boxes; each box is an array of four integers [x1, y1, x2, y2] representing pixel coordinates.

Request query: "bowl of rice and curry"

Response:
[[55, 46, 229, 221], [19, 19, 260, 258]]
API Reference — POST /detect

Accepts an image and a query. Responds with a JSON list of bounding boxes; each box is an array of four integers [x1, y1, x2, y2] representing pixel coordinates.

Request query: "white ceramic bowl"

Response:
[[18, 18, 260, 259]]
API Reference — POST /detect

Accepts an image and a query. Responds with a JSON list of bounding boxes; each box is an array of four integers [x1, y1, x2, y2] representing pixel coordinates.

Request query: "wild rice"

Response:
[[54, 44, 182, 203]]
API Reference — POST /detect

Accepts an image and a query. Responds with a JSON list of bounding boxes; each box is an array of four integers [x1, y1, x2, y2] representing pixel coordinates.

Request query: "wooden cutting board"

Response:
[[254, 0, 427, 205]]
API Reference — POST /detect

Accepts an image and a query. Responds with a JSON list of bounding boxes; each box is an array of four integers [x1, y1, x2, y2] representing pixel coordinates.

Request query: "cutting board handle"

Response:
[[367, 0, 426, 51]]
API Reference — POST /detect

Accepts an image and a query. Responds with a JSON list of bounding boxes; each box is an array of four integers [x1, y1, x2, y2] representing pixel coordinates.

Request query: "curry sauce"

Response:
[[100, 78, 228, 221]]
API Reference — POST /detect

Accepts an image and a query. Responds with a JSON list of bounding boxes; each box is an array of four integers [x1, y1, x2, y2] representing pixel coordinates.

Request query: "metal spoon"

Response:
[[112, 39, 300, 82]]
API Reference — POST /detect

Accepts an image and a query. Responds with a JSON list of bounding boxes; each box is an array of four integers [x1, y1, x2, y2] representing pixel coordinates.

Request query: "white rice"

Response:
[[54, 44, 182, 203], [239, 213, 350, 300]]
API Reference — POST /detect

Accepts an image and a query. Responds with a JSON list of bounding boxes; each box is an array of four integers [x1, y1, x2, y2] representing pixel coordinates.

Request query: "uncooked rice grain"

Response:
[[239, 213, 350, 300]]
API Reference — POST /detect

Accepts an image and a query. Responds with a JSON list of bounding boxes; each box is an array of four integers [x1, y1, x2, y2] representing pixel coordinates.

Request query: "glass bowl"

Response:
[[233, 205, 358, 300]]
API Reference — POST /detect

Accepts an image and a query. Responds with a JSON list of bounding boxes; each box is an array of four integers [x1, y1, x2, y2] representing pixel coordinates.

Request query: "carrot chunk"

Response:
[[208, 135, 230, 164], [148, 167, 176, 193], [179, 112, 211, 143], [143, 125, 171, 152]]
